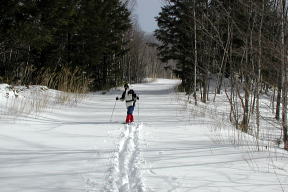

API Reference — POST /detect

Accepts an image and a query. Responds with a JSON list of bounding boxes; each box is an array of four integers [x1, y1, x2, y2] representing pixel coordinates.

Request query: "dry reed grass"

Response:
[[1, 66, 89, 117]]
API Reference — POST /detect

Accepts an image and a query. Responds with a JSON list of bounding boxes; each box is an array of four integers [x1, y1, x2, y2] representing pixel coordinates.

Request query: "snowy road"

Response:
[[1, 79, 288, 191]]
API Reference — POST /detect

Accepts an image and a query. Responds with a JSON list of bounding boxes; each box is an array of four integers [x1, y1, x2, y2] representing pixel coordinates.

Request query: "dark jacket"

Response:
[[120, 88, 137, 108]]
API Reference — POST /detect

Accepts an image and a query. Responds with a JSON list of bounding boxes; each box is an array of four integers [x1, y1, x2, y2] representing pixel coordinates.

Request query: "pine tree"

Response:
[[76, 0, 131, 89], [0, 0, 131, 90], [155, 0, 207, 93]]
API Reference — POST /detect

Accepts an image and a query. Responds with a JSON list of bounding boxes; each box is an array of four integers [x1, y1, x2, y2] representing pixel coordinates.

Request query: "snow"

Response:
[[0, 79, 288, 192]]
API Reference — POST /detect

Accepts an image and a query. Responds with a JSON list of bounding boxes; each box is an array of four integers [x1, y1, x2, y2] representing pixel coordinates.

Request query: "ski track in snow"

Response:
[[103, 123, 146, 192]]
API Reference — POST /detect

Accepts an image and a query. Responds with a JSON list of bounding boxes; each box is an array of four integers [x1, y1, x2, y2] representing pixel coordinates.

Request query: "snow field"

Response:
[[1, 79, 288, 192]]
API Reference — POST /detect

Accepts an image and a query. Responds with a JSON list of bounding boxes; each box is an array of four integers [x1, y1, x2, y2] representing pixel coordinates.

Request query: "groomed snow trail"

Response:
[[103, 123, 145, 192]]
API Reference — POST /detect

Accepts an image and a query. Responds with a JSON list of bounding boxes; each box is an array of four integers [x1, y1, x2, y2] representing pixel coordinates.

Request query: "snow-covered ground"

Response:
[[0, 79, 288, 192]]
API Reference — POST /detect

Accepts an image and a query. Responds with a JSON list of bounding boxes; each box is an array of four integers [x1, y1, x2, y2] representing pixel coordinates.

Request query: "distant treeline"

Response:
[[0, 0, 158, 91]]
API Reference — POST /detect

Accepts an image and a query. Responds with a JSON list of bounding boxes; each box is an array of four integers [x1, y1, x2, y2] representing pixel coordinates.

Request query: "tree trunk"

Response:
[[276, 71, 282, 120], [193, 0, 198, 105], [256, 0, 264, 150], [281, 0, 288, 150]]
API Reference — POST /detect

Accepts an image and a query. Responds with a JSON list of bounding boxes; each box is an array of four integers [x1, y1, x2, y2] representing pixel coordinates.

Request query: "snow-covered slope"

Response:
[[0, 79, 287, 192]]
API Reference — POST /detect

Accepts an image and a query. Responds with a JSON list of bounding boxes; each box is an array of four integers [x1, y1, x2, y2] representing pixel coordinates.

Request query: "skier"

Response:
[[116, 83, 139, 123]]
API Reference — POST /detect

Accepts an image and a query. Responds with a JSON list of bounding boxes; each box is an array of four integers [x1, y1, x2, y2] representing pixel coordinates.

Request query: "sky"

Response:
[[134, 0, 163, 33]]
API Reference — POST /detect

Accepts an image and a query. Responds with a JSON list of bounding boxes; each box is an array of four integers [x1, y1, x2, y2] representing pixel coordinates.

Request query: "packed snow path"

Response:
[[103, 123, 145, 192], [0, 79, 288, 192]]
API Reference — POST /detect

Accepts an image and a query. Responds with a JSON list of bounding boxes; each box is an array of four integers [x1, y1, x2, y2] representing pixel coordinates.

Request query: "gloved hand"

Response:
[[116, 97, 119, 100], [137, 96, 139, 100]]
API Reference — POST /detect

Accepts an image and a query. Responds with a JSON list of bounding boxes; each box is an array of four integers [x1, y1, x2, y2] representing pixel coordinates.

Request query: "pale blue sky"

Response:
[[134, 0, 163, 33]]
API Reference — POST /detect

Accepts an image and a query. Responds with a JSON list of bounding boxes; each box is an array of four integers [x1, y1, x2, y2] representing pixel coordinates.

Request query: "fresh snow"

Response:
[[0, 79, 288, 192]]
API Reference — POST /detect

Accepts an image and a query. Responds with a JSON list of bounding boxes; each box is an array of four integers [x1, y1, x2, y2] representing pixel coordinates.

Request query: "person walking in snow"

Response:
[[116, 83, 139, 123]]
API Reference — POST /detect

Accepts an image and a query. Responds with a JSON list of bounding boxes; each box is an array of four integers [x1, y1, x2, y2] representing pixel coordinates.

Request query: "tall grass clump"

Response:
[[38, 66, 89, 105], [1, 66, 89, 118], [4, 87, 50, 116]]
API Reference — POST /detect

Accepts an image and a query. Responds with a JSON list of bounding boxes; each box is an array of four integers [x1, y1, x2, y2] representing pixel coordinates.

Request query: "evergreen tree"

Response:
[[155, 0, 207, 93], [77, 0, 131, 89], [0, 0, 131, 90]]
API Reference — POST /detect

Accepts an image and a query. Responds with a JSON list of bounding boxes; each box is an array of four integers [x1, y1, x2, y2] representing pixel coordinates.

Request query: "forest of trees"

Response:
[[155, 0, 288, 149], [0, 0, 166, 92], [2, 0, 287, 148]]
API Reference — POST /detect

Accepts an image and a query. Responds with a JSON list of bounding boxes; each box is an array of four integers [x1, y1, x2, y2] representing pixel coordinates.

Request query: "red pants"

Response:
[[125, 114, 134, 123]]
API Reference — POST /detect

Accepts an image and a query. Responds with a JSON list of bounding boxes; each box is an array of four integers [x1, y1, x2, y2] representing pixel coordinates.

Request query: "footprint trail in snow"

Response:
[[104, 123, 146, 192]]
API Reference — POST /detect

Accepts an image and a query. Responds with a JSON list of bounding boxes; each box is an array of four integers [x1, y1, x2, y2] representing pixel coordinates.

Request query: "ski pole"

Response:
[[110, 100, 117, 122], [137, 97, 140, 122]]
